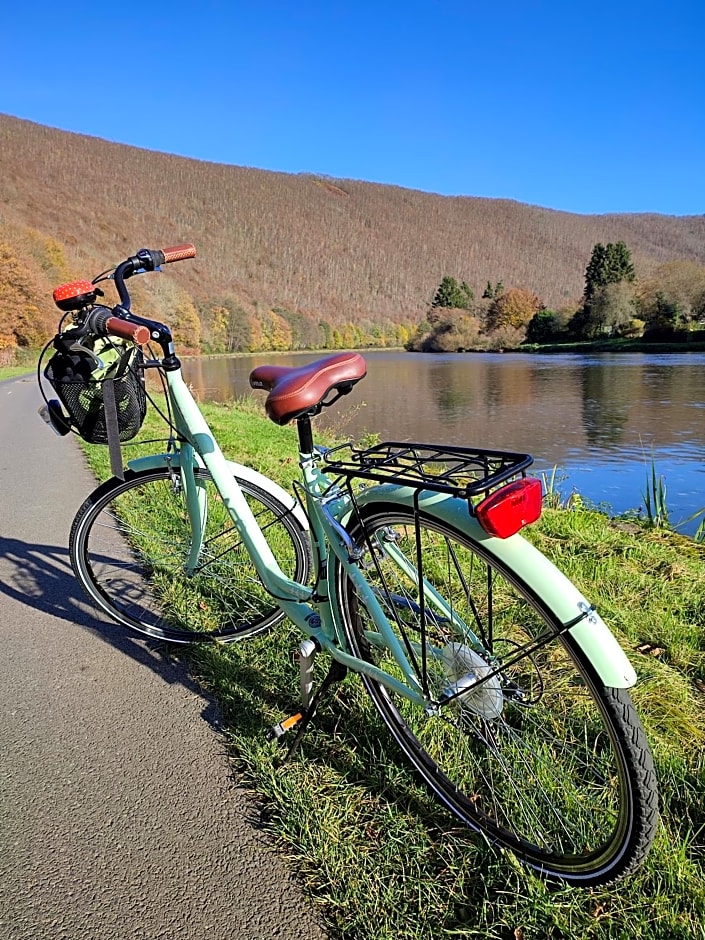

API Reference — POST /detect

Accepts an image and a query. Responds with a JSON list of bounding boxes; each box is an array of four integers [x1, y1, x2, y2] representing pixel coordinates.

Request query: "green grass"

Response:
[[0, 347, 40, 381], [78, 396, 705, 940], [639, 458, 705, 543], [197, 510, 705, 940]]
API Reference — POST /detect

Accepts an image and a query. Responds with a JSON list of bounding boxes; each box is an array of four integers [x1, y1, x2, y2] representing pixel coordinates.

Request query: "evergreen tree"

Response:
[[482, 280, 505, 300], [584, 241, 635, 302], [605, 241, 635, 285], [572, 242, 637, 339], [431, 276, 474, 309]]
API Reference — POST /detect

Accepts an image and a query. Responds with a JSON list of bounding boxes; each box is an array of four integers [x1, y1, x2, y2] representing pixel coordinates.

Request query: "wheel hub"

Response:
[[441, 643, 504, 719]]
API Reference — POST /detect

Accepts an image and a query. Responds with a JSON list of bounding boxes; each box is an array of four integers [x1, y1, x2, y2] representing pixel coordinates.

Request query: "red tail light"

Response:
[[475, 477, 542, 538]]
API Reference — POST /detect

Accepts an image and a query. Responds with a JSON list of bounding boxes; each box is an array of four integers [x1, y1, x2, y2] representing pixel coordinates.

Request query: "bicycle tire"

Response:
[[70, 466, 311, 644], [336, 502, 658, 886]]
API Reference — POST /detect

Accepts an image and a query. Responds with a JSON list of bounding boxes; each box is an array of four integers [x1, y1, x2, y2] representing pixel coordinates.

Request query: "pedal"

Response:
[[273, 657, 348, 765], [269, 711, 305, 741]]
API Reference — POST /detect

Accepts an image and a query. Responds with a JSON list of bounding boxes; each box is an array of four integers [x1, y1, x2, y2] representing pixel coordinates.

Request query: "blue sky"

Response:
[[1, 1, 703, 215]]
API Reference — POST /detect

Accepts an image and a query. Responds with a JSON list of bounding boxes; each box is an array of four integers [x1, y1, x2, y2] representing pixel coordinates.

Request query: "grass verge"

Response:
[[0, 347, 40, 381], [79, 396, 705, 940]]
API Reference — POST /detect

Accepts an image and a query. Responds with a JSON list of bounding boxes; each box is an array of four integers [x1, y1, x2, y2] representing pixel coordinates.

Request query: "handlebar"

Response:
[[50, 244, 197, 370], [108, 244, 196, 369], [160, 244, 197, 264], [124, 243, 197, 274], [112, 243, 197, 311], [105, 317, 152, 345], [81, 306, 152, 345]]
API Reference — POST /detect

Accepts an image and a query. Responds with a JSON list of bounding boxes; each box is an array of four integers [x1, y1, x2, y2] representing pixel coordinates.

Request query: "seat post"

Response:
[[296, 414, 315, 456]]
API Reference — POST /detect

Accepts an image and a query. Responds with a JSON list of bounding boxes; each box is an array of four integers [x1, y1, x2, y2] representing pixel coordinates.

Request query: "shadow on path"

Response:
[[0, 533, 222, 728]]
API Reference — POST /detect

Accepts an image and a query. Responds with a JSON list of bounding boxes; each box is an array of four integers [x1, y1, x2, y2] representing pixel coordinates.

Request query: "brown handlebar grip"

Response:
[[105, 317, 151, 345], [161, 243, 197, 263]]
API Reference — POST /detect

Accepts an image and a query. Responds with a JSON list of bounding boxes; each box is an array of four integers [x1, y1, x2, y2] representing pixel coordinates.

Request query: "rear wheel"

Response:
[[336, 503, 658, 886], [70, 466, 311, 643]]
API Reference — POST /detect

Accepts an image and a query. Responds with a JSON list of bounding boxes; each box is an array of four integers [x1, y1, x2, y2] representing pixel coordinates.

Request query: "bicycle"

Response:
[[38, 244, 659, 887]]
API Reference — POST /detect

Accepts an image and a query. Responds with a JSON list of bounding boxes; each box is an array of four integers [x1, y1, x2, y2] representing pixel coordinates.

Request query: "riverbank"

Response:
[[78, 397, 705, 940], [522, 336, 705, 354], [4, 335, 704, 385]]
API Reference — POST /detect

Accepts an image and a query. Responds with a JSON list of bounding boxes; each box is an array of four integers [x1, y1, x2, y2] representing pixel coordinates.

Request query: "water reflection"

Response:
[[182, 350, 705, 529], [580, 358, 631, 446]]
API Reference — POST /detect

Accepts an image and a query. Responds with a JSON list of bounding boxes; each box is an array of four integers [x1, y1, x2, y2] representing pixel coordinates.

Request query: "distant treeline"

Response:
[[0, 229, 412, 362], [407, 243, 705, 352]]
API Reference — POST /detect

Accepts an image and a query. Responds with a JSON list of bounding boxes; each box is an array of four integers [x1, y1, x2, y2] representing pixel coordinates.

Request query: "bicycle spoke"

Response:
[[338, 504, 656, 884], [71, 468, 310, 642]]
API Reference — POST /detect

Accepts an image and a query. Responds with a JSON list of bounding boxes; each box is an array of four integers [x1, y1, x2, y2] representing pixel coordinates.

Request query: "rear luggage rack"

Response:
[[323, 441, 533, 498]]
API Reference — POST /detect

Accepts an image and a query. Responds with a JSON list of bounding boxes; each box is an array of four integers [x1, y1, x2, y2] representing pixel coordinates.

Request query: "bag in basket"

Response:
[[44, 337, 146, 444]]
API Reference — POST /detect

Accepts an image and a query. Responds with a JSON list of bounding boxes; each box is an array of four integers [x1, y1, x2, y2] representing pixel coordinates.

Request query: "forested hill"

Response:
[[1, 112, 704, 354]]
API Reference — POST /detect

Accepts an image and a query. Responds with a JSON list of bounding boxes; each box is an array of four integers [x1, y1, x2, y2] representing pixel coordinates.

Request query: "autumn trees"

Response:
[[0, 240, 56, 358], [412, 243, 705, 353], [485, 288, 542, 332], [412, 240, 705, 353], [568, 243, 705, 341], [2, 209, 704, 362], [636, 260, 705, 335], [0, 223, 416, 361], [409, 275, 545, 351]]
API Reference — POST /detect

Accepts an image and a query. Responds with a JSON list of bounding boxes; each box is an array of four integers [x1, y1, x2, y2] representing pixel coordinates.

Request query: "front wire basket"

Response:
[[43, 342, 146, 444], [322, 441, 533, 500]]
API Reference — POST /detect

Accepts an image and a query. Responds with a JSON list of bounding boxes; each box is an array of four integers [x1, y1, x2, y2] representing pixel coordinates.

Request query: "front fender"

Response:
[[127, 452, 309, 531], [352, 485, 636, 689]]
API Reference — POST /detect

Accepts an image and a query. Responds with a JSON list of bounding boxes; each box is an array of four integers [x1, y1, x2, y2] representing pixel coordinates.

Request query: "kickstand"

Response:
[[276, 660, 347, 767]]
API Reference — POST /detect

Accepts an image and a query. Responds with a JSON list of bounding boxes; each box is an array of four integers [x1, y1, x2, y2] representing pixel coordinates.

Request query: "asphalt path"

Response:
[[0, 374, 327, 940]]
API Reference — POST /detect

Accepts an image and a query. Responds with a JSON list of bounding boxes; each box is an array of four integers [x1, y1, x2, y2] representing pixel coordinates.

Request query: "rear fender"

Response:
[[351, 485, 636, 689]]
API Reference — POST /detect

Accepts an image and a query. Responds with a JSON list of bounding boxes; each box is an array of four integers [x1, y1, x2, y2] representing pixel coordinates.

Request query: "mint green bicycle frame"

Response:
[[128, 367, 637, 699]]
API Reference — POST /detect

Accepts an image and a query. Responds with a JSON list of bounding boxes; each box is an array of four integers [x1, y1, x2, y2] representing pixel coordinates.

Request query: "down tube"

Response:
[[347, 484, 637, 689]]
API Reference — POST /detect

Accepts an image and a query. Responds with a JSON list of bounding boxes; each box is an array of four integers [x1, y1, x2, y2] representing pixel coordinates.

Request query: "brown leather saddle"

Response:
[[250, 352, 367, 425]]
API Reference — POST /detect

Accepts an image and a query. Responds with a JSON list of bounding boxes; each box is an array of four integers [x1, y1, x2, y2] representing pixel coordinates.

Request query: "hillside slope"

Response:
[[1, 113, 704, 349]]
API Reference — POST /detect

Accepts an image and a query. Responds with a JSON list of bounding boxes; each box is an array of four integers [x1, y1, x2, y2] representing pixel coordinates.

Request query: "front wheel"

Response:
[[336, 503, 658, 886], [70, 466, 311, 644]]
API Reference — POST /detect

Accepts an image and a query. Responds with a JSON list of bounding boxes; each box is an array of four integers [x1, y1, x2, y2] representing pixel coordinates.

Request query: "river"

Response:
[[181, 350, 705, 534]]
